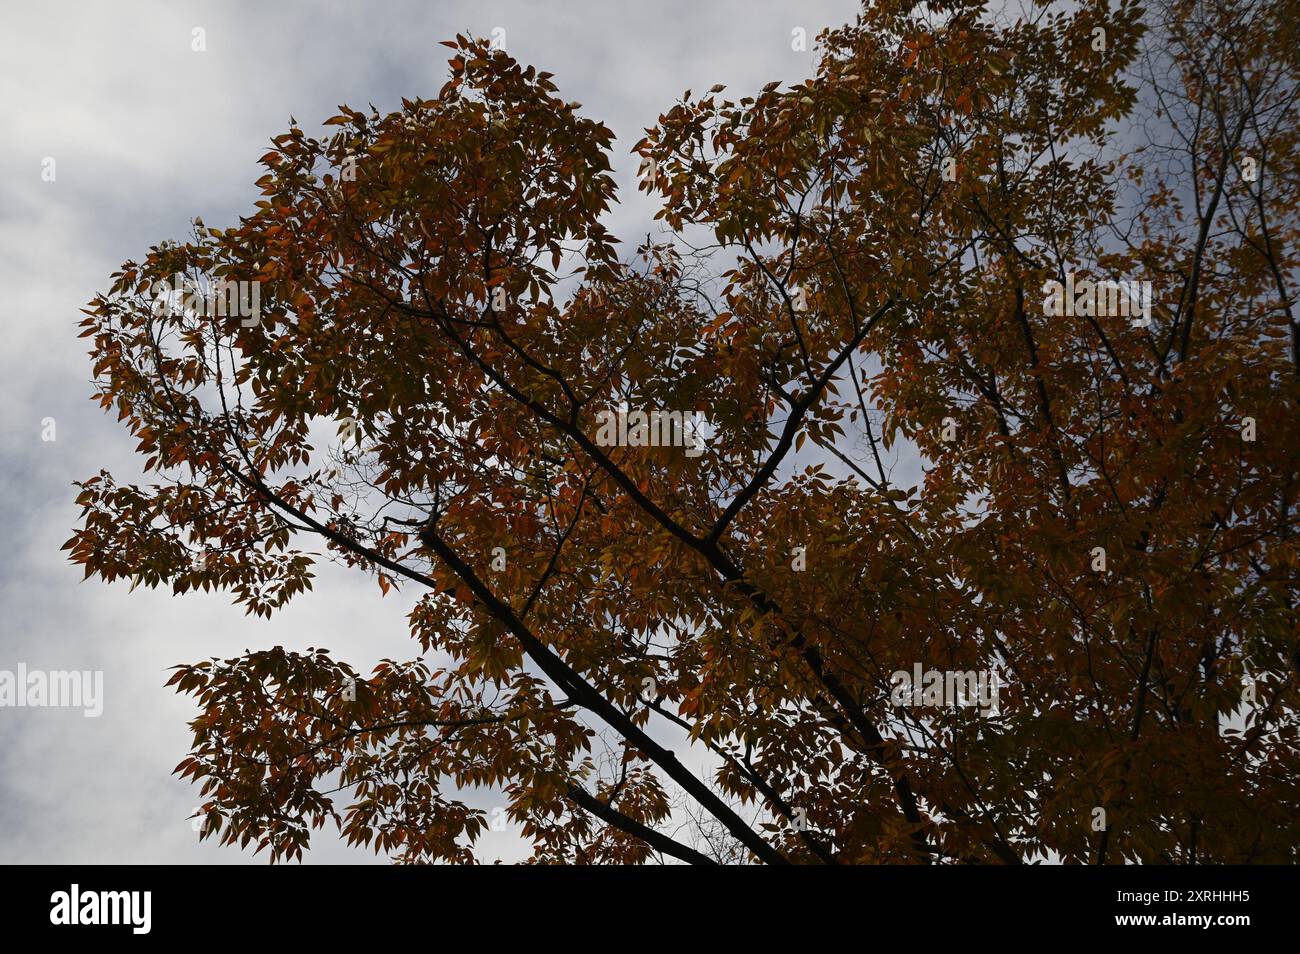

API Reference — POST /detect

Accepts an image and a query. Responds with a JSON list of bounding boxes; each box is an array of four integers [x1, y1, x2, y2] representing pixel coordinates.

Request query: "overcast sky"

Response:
[[0, 0, 865, 863]]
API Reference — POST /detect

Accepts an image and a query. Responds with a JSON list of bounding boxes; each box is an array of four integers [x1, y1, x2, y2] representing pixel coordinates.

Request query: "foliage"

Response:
[[67, 0, 1300, 863]]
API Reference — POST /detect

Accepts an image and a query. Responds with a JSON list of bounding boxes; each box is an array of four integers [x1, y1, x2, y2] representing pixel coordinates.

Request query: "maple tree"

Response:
[[67, 0, 1299, 864]]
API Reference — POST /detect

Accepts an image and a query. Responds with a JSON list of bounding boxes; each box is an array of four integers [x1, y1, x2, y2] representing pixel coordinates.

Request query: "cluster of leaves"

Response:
[[69, 0, 1299, 863]]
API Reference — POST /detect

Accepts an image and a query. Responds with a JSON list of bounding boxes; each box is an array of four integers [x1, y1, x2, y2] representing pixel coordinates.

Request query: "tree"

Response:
[[67, 0, 1299, 864]]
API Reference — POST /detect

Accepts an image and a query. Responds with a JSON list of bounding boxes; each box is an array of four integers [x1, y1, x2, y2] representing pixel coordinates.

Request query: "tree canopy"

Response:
[[67, 0, 1300, 863]]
